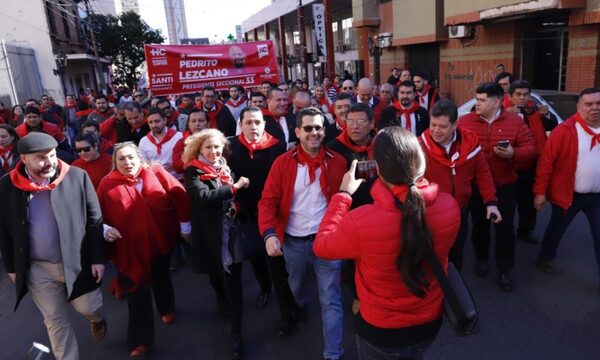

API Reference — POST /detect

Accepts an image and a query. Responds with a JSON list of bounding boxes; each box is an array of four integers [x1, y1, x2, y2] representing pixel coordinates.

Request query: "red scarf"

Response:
[[10, 160, 70, 192], [392, 100, 421, 131], [420, 128, 481, 175], [238, 132, 279, 159], [197, 101, 224, 129], [145, 128, 178, 155], [64, 102, 77, 110], [130, 118, 148, 133], [417, 84, 431, 107], [166, 110, 180, 127], [105, 167, 142, 185], [574, 112, 600, 151], [187, 158, 233, 184], [335, 131, 373, 159], [0, 145, 14, 172], [296, 145, 327, 193], [335, 117, 347, 132], [262, 108, 287, 131], [226, 97, 247, 108], [391, 178, 429, 203], [76, 109, 92, 118]]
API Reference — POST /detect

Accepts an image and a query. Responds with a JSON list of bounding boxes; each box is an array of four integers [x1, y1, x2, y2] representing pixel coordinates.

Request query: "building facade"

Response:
[[244, 0, 600, 104], [163, 0, 188, 45]]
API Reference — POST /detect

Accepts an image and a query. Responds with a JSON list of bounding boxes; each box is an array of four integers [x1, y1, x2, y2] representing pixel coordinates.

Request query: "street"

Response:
[[1, 204, 599, 360]]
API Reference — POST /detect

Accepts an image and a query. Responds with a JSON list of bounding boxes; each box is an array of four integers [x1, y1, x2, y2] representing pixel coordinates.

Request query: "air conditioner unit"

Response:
[[448, 25, 474, 39]]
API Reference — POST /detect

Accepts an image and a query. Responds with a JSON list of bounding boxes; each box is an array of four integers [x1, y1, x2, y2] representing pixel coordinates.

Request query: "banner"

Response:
[[144, 40, 279, 96], [312, 4, 327, 58]]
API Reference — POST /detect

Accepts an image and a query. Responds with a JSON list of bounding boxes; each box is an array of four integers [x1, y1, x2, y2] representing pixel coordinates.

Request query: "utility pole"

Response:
[[84, 0, 105, 94], [297, 0, 308, 81]]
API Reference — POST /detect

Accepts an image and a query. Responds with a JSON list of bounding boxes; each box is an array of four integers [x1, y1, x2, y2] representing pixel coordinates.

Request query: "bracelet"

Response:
[[338, 190, 352, 196]]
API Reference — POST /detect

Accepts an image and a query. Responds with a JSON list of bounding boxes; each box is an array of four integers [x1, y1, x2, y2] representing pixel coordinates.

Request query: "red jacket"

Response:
[[314, 179, 460, 329], [458, 110, 536, 187], [501, 98, 549, 157], [15, 121, 66, 143], [71, 153, 113, 190], [533, 115, 579, 209], [97, 165, 191, 287], [419, 128, 497, 208], [99, 115, 118, 146], [258, 147, 347, 241], [171, 130, 191, 174]]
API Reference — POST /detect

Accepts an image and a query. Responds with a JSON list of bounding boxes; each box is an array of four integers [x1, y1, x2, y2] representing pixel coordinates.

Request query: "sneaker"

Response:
[[537, 259, 554, 274], [475, 260, 489, 277], [499, 273, 513, 292], [160, 312, 175, 324], [91, 319, 107, 341]]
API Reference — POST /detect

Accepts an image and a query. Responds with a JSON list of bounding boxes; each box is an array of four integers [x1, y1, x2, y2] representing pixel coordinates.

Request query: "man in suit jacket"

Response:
[[352, 78, 388, 127], [0, 133, 106, 360], [379, 80, 430, 136]]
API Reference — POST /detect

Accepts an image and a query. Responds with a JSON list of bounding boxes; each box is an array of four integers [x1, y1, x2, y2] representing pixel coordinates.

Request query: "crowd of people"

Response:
[[0, 68, 599, 360]]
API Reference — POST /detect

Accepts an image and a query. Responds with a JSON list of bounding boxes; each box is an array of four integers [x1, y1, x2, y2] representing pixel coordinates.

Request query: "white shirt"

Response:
[[482, 108, 502, 124], [399, 110, 417, 135], [574, 122, 600, 193], [138, 130, 183, 178], [279, 116, 290, 144], [418, 92, 429, 108], [285, 165, 328, 236]]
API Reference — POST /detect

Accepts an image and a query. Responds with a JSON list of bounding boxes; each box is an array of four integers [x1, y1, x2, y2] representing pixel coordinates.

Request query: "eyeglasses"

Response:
[[76, 146, 92, 153], [343, 87, 354, 90], [346, 119, 369, 126], [301, 125, 323, 132], [159, 105, 171, 112]]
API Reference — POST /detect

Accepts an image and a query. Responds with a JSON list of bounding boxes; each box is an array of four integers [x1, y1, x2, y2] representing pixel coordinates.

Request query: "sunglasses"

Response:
[[343, 87, 354, 90], [301, 125, 323, 132], [159, 105, 171, 112], [76, 146, 92, 153]]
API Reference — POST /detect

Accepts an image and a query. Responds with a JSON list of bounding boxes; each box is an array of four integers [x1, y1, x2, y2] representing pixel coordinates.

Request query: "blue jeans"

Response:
[[355, 334, 433, 360], [283, 234, 343, 360], [538, 193, 600, 278]]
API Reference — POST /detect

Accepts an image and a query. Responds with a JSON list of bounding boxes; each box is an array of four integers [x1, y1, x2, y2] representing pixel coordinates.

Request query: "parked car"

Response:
[[457, 90, 578, 123]]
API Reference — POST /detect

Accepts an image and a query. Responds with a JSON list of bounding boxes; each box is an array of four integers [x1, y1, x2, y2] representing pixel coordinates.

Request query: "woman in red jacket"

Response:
[[314, 127, 460, 359], [97, 142, 191, 358], [71, 132, 112, 189]]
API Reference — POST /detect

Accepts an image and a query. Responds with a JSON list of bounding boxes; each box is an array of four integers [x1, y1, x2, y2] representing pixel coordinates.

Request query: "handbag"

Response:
[[428, 252, 478, 336]]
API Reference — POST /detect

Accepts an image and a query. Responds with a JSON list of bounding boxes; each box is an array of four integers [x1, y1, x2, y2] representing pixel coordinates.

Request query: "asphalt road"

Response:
[[1, 204, 599, 360]]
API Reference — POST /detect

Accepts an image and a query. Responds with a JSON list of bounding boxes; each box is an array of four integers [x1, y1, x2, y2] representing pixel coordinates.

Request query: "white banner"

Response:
[[312, 4, 327, 59]]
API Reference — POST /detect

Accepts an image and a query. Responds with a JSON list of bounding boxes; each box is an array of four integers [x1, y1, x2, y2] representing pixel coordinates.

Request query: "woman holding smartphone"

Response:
[[314, 127, 461, 359]]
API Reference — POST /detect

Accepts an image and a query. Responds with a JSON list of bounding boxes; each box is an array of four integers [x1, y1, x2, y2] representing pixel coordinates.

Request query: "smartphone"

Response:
[[355, 160, 378, 180], [497, 140, 510, 148]]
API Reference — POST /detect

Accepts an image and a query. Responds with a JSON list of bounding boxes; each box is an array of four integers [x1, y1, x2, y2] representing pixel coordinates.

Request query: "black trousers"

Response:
[[471, 183, 517, 273], [449, 206, 470, 271], [223, 262, 244, 337], [516, 163, 537, 236], [248, 253, 272, 294], [266, 255, 296, 321], [124, 254, 175, 349]]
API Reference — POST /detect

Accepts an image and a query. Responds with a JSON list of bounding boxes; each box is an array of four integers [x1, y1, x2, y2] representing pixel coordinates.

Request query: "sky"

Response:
[[115, 0, 272, 43]]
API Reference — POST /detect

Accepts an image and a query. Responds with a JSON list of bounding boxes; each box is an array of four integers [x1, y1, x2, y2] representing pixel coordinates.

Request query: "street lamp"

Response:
[[368, 36, 383, 84], [53, 49, 68, 98]]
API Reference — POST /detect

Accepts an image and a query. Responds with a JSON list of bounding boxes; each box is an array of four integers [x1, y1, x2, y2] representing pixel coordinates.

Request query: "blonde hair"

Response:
[[182, 128, 229, 166], [111, 142, 145, 171]]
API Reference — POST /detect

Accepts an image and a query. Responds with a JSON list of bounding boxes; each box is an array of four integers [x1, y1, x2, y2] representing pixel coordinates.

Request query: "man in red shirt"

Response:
[[420, 99, 501, 270], [16, 107, 74, 162], [534, 88, 600, 283], [459, 82, 536, 291]]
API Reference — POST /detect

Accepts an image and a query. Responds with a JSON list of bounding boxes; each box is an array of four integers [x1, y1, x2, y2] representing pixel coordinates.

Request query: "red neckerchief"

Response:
[[105, 167, 142, 185], [420, 128, 481, 175], [76, 109, 92, 118], [145, 128, 178, 155], [392, 100, 421, 131], [197, 101, 224, 129], [238, 132, 279, 159], [0, 144, 14, 172], [335, 131, 373, 158], [182, 130, 192, 140], [573, 112, 600, 151], [187, 158, 233, 184], [262, 108, 287, 131], [226, 97, 247, 108], [416, 84, 431, 107], [64, 102, 76, 110], [295, 145, 327, 192], [130, 118, 148, 133], [317, 96, 329, 107], [335, 116, 347, 132], [166, 110, 180, 127], [10, 160, 70, 192]]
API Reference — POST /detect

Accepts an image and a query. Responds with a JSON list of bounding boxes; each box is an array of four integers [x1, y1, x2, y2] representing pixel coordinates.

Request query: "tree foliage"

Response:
[[87, 11, 164, 89]]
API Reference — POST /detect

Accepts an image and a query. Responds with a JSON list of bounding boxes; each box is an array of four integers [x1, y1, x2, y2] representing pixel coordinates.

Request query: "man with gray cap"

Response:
[[0, 132, 106, 360]]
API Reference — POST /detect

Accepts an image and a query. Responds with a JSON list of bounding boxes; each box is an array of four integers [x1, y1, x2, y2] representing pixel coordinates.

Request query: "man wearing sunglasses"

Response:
[[340, 80, 355, 96], [259, 107, 347, 360], [157, 98, 187, 131]]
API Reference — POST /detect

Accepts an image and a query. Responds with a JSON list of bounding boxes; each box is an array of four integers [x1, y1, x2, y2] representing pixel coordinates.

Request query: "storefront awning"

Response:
[[241, 0, 317, 33]]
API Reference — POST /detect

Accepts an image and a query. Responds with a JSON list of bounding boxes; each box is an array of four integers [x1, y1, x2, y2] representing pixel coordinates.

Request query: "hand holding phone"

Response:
[[355, 160, 378, 180], [496, 140, 510, 149]]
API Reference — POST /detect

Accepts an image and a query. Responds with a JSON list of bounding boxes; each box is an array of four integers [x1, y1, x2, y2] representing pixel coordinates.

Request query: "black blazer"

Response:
[[0, 166, 104, 310], [0, 148, 20, 178], [115, 120, 150, 145], [379, 105, 430, 136], [264, 114, 296, 147]]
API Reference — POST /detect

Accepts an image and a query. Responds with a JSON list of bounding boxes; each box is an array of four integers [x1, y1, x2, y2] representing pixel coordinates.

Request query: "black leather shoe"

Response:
[[518, 232, 540, 244], [499, 273, 513, 292], [277, 316, 293, 336], [231, 335, 243, 360], [256, 291, 270, 309], [475, 261, 489, 277]]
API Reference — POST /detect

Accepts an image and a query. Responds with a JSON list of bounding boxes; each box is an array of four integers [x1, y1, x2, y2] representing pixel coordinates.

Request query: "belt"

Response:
[[284, 233, 316, 241]]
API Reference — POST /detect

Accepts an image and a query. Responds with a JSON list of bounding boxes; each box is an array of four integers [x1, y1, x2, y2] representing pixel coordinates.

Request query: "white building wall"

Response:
[[0, 1, 64, 103]]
